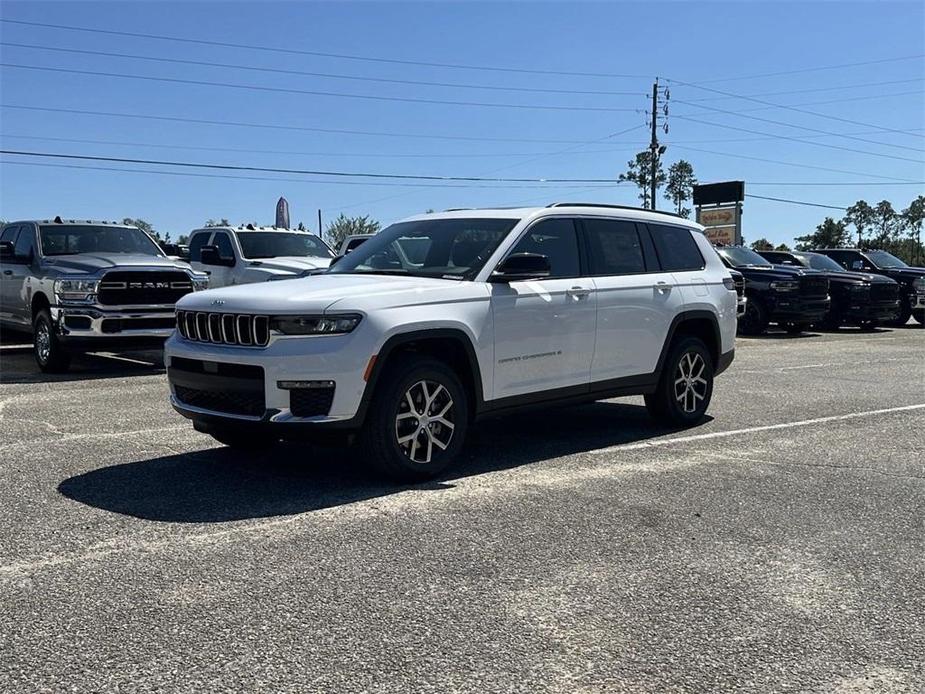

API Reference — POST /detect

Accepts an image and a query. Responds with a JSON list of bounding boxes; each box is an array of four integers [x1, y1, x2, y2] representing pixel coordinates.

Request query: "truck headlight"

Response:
[[54, 278, 99, 303], [270, 314, 362, 335], [769, 280, 799, 292], [190, 274, 210, 291], [914, 277, 925, 291]]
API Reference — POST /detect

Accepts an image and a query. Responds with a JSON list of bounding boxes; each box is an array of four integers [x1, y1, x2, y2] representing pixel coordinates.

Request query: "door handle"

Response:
[[566, 286, 592, 299], [655, 281, 671, 294]]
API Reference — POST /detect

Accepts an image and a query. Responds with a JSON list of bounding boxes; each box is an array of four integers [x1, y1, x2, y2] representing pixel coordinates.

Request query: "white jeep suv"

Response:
[[165, 204, 737, 480]]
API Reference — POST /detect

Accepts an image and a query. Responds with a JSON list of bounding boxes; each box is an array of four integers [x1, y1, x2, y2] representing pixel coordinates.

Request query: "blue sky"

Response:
[[0, 1, 922, 245]]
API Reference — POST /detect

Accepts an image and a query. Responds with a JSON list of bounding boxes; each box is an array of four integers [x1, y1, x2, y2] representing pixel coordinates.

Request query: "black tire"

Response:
[[886, 299, 912, 327], [645, 337, 714, 427], [737, 296, 768, 336], [357, 355, 469, 482], [32, 308, 71, 373], [858, 320, 878, 332], [820, 312, 842, 331], [208, 426, 279, 451]]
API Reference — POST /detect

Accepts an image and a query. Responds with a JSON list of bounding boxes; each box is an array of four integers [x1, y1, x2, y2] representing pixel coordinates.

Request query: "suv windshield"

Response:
[[328, 218, 518, 280], [866, 250, 908, 269], [237, 232, 333, 260], [717, 246, 771, 267], [39, 225, 163, 256], [802, 252, 846, 272]]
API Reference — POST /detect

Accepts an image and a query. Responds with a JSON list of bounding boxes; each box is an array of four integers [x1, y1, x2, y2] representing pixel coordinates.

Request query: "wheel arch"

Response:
[[656, 310, 723, 375], [30, 291, 51, 322]]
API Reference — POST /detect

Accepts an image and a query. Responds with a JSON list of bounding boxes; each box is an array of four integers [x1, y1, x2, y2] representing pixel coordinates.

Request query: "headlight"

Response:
[[270, 314, 362, 335], [769, 280, 799, 292], [54, 278, 99, 303], [191, 274, 210, 291], [914, 277, 925, 290]]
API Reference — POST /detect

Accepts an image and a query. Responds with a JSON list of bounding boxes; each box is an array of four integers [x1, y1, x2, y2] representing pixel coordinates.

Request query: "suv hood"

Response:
[[177, 273, 488, 314], [813, 269, 896, 285], [246, 256, 332, 275], [43, 253, 194, 275], [732, 264, 824, 281]]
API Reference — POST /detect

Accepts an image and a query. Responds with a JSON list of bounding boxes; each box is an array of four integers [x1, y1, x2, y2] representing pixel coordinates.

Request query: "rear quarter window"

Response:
[[188, 232, 211, 262], [649, 224, 705, 271]]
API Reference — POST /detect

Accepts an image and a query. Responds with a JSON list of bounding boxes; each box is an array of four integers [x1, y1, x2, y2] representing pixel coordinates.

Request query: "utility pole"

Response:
[[649, 79, 659, 211]]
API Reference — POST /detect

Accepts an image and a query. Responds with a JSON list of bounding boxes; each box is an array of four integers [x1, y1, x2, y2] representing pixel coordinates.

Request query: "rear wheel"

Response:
[[645, 337, 714, 427], [357, 355, 468, 482], [737, 296, 768, 336], [32, 308, 71, 373]]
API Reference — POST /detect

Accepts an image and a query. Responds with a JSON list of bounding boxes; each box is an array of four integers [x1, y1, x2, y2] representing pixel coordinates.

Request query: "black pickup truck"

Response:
[[757, 250, 900, 330], [812, 249, 925, 326], [715, 246, 830, 335]]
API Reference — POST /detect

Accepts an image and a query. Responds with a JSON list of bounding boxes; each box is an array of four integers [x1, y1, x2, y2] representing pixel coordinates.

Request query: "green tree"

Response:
[[122, 217, 169, 243], [869, 200, 899, 248], [750, 238, 773, 251], [901, 195, 925, 265], [794, 217, 851, 251], [619, 151, 665, 209], [775, 243, 791, 251], [325, 214, 381, 246], [843, 200, 874, 247], [664, 160, 696, 218]]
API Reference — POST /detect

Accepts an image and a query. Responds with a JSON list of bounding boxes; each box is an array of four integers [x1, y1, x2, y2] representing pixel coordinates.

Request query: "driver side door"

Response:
[[489, 217, 596, 401]]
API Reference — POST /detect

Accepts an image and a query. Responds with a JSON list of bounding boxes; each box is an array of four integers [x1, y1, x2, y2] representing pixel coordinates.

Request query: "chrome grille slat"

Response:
[[175, 311, 270, 347]]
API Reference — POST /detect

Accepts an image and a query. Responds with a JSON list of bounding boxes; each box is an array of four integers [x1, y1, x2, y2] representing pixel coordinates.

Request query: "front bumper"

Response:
[[51, 305, 177, 342], [736, 296, 747, 317], [767, 295, 830, 323], [839, 300, 901, 324]]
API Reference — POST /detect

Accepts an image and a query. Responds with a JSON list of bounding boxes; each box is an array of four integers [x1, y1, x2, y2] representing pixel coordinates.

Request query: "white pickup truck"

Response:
[[186, 225, 334, 287]]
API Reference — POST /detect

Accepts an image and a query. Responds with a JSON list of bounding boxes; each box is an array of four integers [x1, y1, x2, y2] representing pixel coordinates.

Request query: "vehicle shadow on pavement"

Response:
[[58, 401, 706, 523], [0, 347, 164, 384]]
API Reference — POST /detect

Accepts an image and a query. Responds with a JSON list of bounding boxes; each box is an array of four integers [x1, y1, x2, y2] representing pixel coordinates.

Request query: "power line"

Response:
[[685, 78, 925, 102], [0, 149, 623, 183], [0, 159, 619, 190], [745, 194, 845, 210], [0, 18, 649, 79], [670, 144, 920, 182], [693, 54, 925, 84], [0, 42, 644, 97], [0, 63, 642, 113], [0, 104, 613, 144], [670, 79, 924, 141], [673, 114, 924, 165]]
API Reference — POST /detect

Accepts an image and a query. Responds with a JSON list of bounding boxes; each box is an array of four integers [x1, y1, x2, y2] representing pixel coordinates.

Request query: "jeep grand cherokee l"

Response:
[[715, 246, 830, 335], [165, 204, 737, 480], [0, 218, 208, 372], [757, 250, 900, 329]]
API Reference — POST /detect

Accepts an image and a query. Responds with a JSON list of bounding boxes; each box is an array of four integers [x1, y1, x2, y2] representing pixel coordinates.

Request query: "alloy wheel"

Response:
[[394, 379, 456, 464], [35, 321, 51, 364], [674, 352, 708, 414]]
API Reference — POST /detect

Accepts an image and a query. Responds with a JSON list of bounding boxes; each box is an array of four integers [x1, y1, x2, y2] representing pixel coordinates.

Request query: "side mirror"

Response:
[[0, 241, 13, 259], [490, 253, 551, 282], [200, 245, 235, 267]]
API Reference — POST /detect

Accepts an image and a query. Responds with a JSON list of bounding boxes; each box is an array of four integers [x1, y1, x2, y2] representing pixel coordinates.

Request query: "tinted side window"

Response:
[[1, 225, 20, 244], [824, 250, 856, 269], [188, 232, 211, 262], [509, 218, 580, 278], [582, 219, 646, 275], [649, 224, 705, 271], [214, 232, 235, 259], [13, 225, 34, 260]]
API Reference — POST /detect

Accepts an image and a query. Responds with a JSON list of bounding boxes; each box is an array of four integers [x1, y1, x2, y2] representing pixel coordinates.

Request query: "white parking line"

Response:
[[594, 403, 925, 454]]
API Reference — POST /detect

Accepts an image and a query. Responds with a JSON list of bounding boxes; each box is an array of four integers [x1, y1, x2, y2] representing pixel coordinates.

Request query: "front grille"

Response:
[[173, 385, 266, 417], [176, 310, 270, 347], [733, 276, 745, 297], [799, 276, 829, 299], [290, 386, 335, 418], [870, 283, 899, 304], [98, 271, 193, 306], [101, 317, 176, 333]]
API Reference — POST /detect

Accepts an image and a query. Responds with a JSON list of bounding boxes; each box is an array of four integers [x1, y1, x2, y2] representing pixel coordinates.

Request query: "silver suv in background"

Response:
[[0, 217, 208, 372]]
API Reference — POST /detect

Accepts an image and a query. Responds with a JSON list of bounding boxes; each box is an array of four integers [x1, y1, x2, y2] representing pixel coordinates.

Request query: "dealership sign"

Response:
[[693, 181, 745, 246]]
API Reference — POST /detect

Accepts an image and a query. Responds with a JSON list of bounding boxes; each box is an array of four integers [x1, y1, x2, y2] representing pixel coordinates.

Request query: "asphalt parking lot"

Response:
[[1, 324, 923, 693]]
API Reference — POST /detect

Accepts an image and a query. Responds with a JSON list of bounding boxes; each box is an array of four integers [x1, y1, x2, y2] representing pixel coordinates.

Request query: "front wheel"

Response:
[[886, 300, 912, 327], [645, 337, 714, 427], [33, 308, 71, 373], [357, 355, 468, 482], [737, 296, 768, 336]]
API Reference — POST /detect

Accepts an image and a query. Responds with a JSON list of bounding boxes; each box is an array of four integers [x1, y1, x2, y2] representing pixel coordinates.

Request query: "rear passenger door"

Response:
[[582, 218, 683, 383]]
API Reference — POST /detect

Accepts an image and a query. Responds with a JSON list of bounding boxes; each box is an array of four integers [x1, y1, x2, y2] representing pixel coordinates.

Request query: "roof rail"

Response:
[[546, 203, 684, 219]]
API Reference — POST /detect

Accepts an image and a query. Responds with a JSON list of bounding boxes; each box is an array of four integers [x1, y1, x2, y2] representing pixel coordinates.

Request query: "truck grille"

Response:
[[176, 310, 270, 347], [870, 283, 899, 304], [799, 276, 829, 299], [98, 271, 193, 306]]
